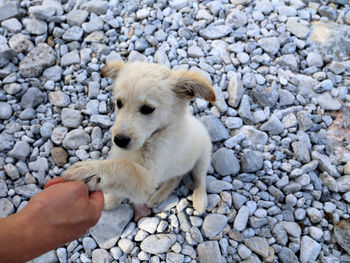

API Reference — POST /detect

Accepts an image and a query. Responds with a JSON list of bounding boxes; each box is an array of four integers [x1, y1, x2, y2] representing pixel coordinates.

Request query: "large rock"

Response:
[[19, 43, 56, 78], [90, 204, 133, 249]]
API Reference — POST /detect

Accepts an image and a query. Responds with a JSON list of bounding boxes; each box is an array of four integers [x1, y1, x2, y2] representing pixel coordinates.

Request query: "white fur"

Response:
[[63, 62, 215, 213]]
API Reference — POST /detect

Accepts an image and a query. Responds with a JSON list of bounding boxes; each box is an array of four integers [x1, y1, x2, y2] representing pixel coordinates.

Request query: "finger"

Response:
[[88, 191, 104, 224], [44, 177, 66, 189]]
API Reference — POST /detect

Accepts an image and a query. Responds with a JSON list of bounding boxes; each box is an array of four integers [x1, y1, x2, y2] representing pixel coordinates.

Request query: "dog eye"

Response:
[[140, 105, 155, 115], [116, 99, 123, 109]]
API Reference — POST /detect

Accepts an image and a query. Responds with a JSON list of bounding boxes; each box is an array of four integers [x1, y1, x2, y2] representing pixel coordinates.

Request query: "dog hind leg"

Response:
[[191, 152, 210, 213]]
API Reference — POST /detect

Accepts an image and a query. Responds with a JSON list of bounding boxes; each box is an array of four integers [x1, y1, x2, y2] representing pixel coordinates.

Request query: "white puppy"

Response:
[[63, 61, 216, 214]]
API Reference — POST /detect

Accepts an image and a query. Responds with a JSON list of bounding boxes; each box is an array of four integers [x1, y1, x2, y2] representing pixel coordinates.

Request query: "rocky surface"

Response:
[[0, 0, 349, 262]]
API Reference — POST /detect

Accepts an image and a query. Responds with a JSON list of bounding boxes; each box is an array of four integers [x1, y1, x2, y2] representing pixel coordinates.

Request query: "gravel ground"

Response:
[[1, 0, 350, 262]]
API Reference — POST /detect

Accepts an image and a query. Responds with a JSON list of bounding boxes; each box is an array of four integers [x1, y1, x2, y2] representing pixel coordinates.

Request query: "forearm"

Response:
[[0, 204, 51, 263]]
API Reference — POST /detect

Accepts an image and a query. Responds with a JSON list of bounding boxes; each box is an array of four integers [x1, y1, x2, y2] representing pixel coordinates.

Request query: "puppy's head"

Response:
[[101, 61, 215, 150]]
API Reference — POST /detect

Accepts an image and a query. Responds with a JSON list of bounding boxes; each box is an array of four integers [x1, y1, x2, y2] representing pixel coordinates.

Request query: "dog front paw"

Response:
[[192, 187, 207, 214], [63, 160, 102, 192]]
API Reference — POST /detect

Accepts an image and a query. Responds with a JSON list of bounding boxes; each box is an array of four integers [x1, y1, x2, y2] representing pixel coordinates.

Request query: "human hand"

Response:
[[0, 178, 104, 263], [24, 178, 104, 247]]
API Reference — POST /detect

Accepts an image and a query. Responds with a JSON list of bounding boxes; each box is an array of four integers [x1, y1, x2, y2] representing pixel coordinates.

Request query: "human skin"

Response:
[[0, 178, 104, 263]]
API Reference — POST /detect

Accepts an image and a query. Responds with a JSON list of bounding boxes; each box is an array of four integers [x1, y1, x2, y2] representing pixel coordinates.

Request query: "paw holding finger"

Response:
[[63, 161, 101, 192]]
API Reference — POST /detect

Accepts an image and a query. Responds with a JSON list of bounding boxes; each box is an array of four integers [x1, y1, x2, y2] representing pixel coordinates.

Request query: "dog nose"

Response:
[[114, 135, 131, 148]]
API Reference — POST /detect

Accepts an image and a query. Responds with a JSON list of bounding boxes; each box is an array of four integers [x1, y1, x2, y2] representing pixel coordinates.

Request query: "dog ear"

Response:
[[172, 70, 216, 102], [101, 61, 125, 79]]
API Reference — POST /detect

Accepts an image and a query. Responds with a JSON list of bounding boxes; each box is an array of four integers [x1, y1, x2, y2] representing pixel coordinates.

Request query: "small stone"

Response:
[[166, 252, 184, 263], [51, 127, 68, 145], [234, 206, 249, 232], [140, 234, 176, 254], [0, 102, 12, 120], [286, 19, 309, 39], [80, 0, 108, 15], [237, 126, 268, 145], [278, 89, 295, 106], [61, 49, 80, 67], [200, 25, 232, 40], [91, 249, 109, 263], [260, 114, 284, 135], [15, 184, 41, 198], [8, 141, 30, 160], [90, 204, 133, 249], [238, 244, 251, 259], [300, 236, 321, 263], [228, 72, 244, 108], [19, 43, 55, 78], [224, 117, 242, 129], [296, 111, 314, 131], [201, 115, 229, 142], [0, 180, 8, 198], [306, 52, 323, 67], [252, 85, 278, 109], [1, 18, 22, 33], [23, 18, 47, 35], [138, 217, 160, 234], [20, 88, 45, 109], [334, 219, 350, 255], [9, 33, 34, 53], [312, 151, 340, 177], [202, 214, 227, 238], [258, 37, 280, 55], [306, 207, 322, 223], [62, 129, 90, 150], [278, 247, 298, 263], [62, 26, 83, 41], [61, 109, 83, 128], [43, 66, 62, 82], [188, 45, 204, 58], [0, 132, 14, 151], [344, 162, 350, 175], [212, 148, 240, 176], [118, 238, 134, 254], [49, 91, 70, 107], [82, 237, 97, 250], [0, 2, 23, 22], [51, 147, 68, 167], [317, 93, 342, 111], [0, 198, 14, 218], [28, 157, 49, 172], [67, 9, 88, 26], [197, 241, 223, 263], [244, 237, 269, 258], [90, 115, 113, 128], [241, 150, 263, 173]]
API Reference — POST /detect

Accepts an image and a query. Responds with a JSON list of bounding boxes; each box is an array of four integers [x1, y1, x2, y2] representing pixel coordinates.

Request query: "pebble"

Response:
[[19, 43, 56, 78], [49, 91, 70, 107], [62, 129, 91, 150], [260, 114, 284, 135], [201, 115, 229, 142], [15, 184, 41, 198], [202, 214, 227, 238], [140, 234, 176, 254], [234, 206, 250, 232], [317, 93, 342, 111], [241, 149, 263, 173], [197, 241, 223, 263], [244, 237, 269, 258], [51, 147, 68, 167], [8, 141, 30, 160], [61, 109, 83, 128], [91, 249, 109, 263], [138, 217, 160, 234], [51, 127, 68, 145], [20, 88, 45, 109], [300, 236, 321, 263], [0, 102, 12, 120], [0, 198, 14, 218], [212, 148, 240, 176]]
